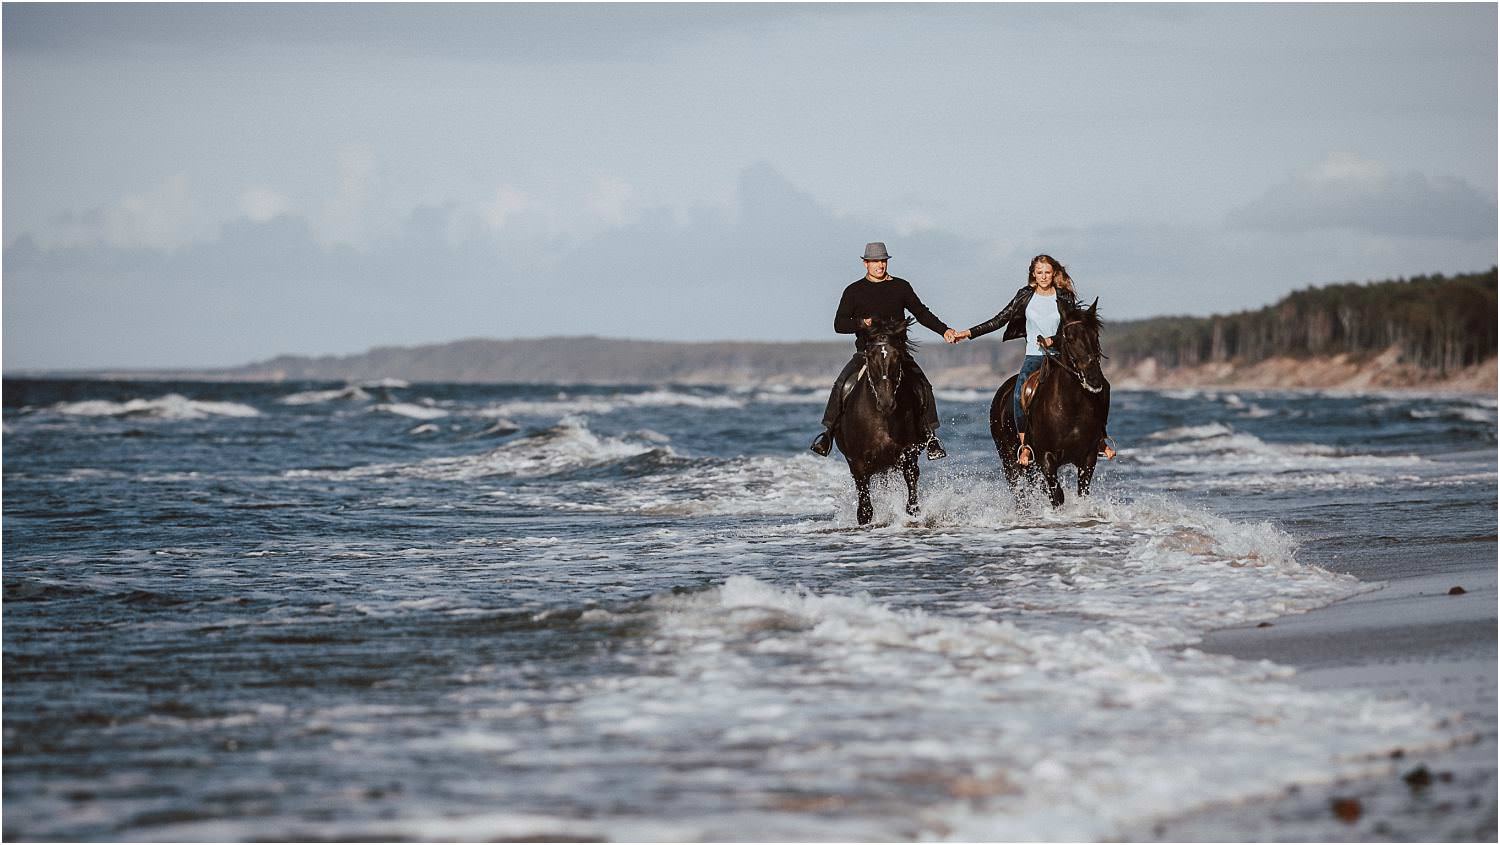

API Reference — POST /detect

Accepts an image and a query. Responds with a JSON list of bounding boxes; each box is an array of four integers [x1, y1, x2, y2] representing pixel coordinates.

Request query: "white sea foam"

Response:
[[476, 389, 745, 419], [750, 388, 827, 405], [545, 540, 1443, 839], [371, 402, 449, 420], [50, 394, 260, 419], [1410, 405, 1498, 423], [277, 385, 372, 405], [1133, 421, 1424, 490], [289, 417, 671, 483]]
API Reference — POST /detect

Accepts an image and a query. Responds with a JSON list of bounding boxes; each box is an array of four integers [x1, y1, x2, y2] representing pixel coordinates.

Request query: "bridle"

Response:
[[1042, 319, 1105, 394], [862, 336, 904, 396]]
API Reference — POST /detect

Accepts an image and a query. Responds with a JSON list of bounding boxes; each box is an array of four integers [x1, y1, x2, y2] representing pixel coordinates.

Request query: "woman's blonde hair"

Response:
[[1029, 254, 1075, 295]]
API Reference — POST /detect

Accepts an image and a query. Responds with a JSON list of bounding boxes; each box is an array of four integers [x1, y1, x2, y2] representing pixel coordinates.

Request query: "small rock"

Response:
[[1448, 586, 1467, 595], [1331, 797, 1362, 824], [1256, 622, 1274, 628], [1403, 765, 1432, 789]]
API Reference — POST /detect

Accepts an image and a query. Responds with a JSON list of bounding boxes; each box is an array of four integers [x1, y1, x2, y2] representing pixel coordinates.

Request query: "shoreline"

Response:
[[1136, 564, 1498, 841], [4, 372, 1497, 399], [5, 346, 1495, 398]]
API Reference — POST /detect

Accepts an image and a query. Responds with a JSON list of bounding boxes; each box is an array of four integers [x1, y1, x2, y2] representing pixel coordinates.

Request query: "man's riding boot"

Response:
[[925, 432, 947, 461], [810, 429, 833, 457]]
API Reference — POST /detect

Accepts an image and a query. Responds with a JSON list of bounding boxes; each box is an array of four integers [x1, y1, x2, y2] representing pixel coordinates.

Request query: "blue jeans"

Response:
[[1013, 355, 1045, 433]]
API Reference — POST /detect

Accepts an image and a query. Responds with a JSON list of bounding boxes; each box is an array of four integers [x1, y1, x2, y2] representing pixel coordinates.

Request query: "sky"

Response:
[[4, 2, 1496, 370]]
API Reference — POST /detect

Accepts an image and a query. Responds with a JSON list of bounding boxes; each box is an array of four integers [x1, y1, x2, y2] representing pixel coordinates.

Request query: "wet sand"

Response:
[[1134, 563, 1497, 841]]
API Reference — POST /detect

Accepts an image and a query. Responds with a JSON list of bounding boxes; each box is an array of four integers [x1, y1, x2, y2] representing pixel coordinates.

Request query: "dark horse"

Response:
[[989, 299, 1110, 507], [834, 317, 927, 525]]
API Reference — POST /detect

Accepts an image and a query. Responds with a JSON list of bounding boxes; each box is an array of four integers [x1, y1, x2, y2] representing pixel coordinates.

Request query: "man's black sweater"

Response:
[[833, 276, 950, 349]]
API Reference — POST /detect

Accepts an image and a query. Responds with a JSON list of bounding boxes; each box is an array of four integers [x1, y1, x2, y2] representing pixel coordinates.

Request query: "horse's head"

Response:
[[1057, 298, 1106, 394], [857, 316, 914, 414]]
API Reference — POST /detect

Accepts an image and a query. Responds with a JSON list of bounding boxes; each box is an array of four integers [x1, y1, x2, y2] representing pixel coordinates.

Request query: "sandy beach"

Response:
[[1138, 561, 1497, 841]]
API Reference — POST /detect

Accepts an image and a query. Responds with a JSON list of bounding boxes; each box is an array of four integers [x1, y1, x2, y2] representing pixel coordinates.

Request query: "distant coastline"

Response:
[[8, 270, 1495, 395], [8, 341, 1494, 395]]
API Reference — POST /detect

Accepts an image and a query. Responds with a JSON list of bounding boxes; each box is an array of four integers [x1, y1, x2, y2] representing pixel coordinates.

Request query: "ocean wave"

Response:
[[49, 394, 260, 420], [553, 556, 1441, 840], [750, 388, 827, 405], [1409, 405, 1497, 423], [278, 385, 372, 405], [371, 402, 449, 420], [935, 388, 992, 403], [1132, 423, 1424, 490], [476, 389, 745, 419], [290, 417, 674, 482]]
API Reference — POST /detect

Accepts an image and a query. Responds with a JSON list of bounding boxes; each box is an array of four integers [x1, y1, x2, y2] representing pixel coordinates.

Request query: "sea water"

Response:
[[3, 378, 1495, 840]]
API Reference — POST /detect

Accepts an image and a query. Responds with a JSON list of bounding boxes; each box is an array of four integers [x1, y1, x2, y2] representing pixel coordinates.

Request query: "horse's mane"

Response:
[[858, 316, 919, 361], [1063, 303, 1104, 355]]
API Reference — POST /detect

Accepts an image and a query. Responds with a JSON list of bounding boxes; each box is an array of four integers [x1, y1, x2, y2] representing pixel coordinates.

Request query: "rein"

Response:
[[1042, 321, 1104, 394]]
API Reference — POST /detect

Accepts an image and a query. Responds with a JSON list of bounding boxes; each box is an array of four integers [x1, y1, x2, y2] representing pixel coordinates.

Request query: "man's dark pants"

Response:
[[820, 354, 940, 432]]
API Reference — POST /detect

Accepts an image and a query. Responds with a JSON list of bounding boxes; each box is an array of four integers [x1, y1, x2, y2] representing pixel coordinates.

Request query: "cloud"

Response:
[[7, 160, 1496, 369], [240, 187, 293, 222], [39, 174, 202, 250], [586, 177, 636, 228], [1227, 152, 1496, 240], [480, 186, 531, 232], [2, 162, 998, 367], [319, 146, 380, 247]]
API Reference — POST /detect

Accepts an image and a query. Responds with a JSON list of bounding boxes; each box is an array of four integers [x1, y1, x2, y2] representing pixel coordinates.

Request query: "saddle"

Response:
[[1019, 369, 1043, 413]]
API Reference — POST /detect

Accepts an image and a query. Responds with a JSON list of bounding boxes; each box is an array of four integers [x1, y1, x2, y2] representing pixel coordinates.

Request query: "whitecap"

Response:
[[278, 385, 372, 405], [50, 394, 260, 420], [372, 402, 449, 420]]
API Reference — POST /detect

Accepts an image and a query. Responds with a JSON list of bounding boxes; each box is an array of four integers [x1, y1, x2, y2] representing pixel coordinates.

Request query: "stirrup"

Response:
[[810, 430, 832, 457]]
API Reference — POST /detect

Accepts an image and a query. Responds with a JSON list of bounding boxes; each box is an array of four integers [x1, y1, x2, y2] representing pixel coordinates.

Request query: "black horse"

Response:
[[834, 317, 928, 525], [989, 299, 1110, 507]]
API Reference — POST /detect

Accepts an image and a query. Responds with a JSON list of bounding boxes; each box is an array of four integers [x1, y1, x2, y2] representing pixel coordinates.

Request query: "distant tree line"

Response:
[[1106, 268, 1498, 374]]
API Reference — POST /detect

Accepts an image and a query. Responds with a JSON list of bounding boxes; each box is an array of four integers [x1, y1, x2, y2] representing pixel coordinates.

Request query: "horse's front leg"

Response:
[[1078, 453, 1099, 498], [1039, 452, 1065, 508], [852, 469, 875, 526], [901, 450, 921, 516]]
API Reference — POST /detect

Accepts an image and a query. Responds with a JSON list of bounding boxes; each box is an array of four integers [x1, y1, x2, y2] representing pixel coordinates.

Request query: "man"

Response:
[[810, 241, 957, 459]]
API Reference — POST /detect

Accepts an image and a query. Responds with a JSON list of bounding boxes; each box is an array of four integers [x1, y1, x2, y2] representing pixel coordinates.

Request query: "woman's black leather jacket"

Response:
[[967, 286, 1078, 342]]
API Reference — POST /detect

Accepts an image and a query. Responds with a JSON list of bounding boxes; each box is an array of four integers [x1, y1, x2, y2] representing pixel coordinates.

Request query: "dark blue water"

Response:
[[4, 378, 1494, 840]]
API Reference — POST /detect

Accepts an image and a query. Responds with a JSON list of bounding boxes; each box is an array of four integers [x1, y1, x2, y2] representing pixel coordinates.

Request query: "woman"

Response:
[[952, 255, 1115, 466]]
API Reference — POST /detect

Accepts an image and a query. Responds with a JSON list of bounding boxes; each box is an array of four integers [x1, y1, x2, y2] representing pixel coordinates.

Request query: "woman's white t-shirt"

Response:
[[1025, 290, 1061, 356]]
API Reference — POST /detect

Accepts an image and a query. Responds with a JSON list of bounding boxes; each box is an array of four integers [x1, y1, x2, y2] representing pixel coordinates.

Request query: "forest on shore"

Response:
[[1106, 268, 1497, 376]]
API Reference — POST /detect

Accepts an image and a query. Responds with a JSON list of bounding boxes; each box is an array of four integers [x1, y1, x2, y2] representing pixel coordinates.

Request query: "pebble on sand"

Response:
[[1403, 765, 1433, 789], [1331, 797, 1363, 824]]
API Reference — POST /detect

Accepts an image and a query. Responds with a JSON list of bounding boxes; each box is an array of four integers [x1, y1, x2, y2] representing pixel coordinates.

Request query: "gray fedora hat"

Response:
[[862, 241, 891, 261]]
